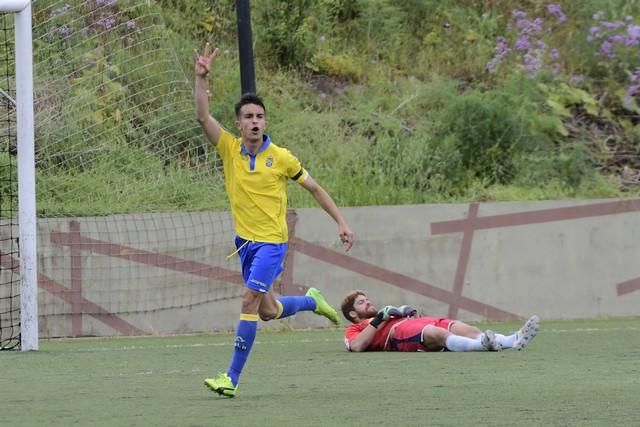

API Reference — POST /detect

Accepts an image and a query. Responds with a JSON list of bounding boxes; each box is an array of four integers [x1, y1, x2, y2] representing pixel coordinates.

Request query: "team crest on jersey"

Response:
[[265, 156, 274, 167]]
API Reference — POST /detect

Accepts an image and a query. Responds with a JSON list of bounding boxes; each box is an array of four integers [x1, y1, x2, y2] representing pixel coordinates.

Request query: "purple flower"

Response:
[[57, 24, 71, 38], [547, 4, 567, 23], [628, 25, 640, 40], [516, 18, 544, 35], [486, 8, 570, 79], [629, 85, 640, 96], [49, 4, 71, 18], [610, 35, 626, 44], [101, 16, 116, 30], [492, 36, 512, 57], [601, 21, 620, 31], [625, 37, 640, 47], [95, 0, 116, 6], [522, 53, 542, 77], [126, 20, 141, 34], [547, 4, 561, 14], [515, 36, 531, 50], [600, 40, 614, 57], [570, 75, 584, 84], [487, 36, 512, 74]]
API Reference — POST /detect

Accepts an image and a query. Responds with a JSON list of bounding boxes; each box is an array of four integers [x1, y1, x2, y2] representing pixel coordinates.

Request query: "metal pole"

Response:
[[0, 0, 32, 12], [15, 3, 38, 351], [236, 0, 256, 95]]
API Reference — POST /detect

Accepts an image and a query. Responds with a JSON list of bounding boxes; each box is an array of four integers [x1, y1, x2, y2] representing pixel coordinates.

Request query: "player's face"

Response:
[[236, 103, 266, 145], [352, 294, 378, 320]]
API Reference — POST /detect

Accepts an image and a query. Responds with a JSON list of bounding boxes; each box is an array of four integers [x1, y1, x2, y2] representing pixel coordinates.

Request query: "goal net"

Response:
[[2, 0, 248, 342], [0, 11, 21, 350]]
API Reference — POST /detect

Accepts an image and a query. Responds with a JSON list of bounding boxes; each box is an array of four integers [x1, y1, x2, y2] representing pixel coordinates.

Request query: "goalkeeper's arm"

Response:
[[347, 306, 393, 352]]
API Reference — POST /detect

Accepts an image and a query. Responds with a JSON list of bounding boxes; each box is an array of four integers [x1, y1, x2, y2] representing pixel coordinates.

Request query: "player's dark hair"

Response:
[[341, 290, 366, 323], [235, 92, 266, 118]]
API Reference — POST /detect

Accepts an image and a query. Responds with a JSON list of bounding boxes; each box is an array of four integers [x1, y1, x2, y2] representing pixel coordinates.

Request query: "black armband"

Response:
[[291, 168, 304, 181]]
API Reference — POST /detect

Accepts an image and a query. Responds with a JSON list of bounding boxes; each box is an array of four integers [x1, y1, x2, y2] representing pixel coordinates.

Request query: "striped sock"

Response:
[[276, 296, 316, 319], [227, 314, 258, 386]]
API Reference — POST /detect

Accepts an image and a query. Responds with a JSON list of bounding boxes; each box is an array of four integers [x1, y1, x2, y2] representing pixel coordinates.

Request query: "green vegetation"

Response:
[[3, 319, 640, 426], [3, 0, 640, 216]]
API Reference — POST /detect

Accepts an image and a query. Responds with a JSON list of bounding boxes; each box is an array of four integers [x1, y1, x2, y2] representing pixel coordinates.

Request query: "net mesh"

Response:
[[2, 0, 244, 339], [0, 11, 21, 349]]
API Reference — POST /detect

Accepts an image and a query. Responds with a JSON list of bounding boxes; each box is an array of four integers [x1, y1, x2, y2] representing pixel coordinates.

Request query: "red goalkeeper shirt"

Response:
[[343, 318, 406, 351]]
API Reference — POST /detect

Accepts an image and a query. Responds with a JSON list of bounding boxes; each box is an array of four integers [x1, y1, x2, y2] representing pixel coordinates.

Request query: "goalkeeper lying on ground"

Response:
[[340, 290, 539, 352]]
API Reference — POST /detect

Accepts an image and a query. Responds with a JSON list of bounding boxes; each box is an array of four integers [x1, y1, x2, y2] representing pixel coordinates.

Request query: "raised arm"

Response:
[[299, 175, 354, 251], [194, 43, 223, 146]]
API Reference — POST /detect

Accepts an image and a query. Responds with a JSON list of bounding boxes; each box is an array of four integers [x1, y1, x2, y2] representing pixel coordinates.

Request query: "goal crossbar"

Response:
[[0, 1, 32, 13]]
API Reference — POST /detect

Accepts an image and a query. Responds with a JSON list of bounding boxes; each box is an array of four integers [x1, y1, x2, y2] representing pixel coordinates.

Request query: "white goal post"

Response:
[[2, 1, 31, 13], [1, 0, 38, 350]]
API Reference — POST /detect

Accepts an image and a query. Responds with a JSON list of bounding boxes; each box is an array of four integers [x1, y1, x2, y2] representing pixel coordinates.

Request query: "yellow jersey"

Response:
[[216, 128, 308, 243]]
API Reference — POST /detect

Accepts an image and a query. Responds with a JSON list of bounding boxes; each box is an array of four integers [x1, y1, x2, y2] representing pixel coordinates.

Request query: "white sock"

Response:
[[495, 333, 516, 349], [445, 335, 486, 352]]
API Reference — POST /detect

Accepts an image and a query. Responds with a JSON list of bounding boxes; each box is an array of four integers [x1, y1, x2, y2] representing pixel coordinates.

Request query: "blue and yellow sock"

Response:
[[275, 296, 316, 319], [226, 313, 258, 386]]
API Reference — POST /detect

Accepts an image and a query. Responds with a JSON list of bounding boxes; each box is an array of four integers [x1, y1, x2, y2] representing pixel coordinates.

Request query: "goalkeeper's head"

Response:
[[341, 290, 378, 323]]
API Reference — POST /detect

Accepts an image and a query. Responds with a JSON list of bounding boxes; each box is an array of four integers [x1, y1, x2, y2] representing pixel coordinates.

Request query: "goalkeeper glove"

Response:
[[370, 305, 394, 328], [398, 305, 417, 318], [370, 305, 418, 328], [385, 305, 417, 319]]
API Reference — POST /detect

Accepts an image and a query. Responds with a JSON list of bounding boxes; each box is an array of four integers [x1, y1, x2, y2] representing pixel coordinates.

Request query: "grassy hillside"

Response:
[[4, 0, 640, 216], [168, 0, 640, 205]]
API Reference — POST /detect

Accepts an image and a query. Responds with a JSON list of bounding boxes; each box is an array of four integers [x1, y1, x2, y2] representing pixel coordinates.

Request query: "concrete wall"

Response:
[[12, 198, 640, 337]]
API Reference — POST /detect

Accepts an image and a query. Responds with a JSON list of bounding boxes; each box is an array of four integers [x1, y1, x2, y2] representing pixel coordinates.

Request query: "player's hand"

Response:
[[379, 305, 396, 320], [398, 305, 417, 318], [383, 305, 416, 318], [193, 42, 220, 78], [370, 305, 395, 328], [339, 223, 354, 252]]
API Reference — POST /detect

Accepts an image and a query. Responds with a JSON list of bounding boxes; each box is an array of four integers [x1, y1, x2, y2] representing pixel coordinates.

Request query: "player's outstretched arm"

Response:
[[299, 175, 354, 251], [194, 42, 223, 146]]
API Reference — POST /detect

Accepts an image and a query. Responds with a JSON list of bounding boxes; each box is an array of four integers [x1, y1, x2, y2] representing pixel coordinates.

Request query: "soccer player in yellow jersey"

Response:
[[194, 43, 355, 398]]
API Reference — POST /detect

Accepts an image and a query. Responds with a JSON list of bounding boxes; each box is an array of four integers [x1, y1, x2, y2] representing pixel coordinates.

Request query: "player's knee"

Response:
[[241, 290, 262, 313], [422, 325, 449, 347], [259, 310, 277, 321], [451, 321, 482, 338]]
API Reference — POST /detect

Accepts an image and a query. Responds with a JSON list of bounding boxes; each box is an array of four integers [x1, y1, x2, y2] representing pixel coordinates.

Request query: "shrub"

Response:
[[434, 87, 538, 186]]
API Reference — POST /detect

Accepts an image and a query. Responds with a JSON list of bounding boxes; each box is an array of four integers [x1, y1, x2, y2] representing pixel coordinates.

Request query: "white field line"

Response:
[[50, 326, 640, 353]]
